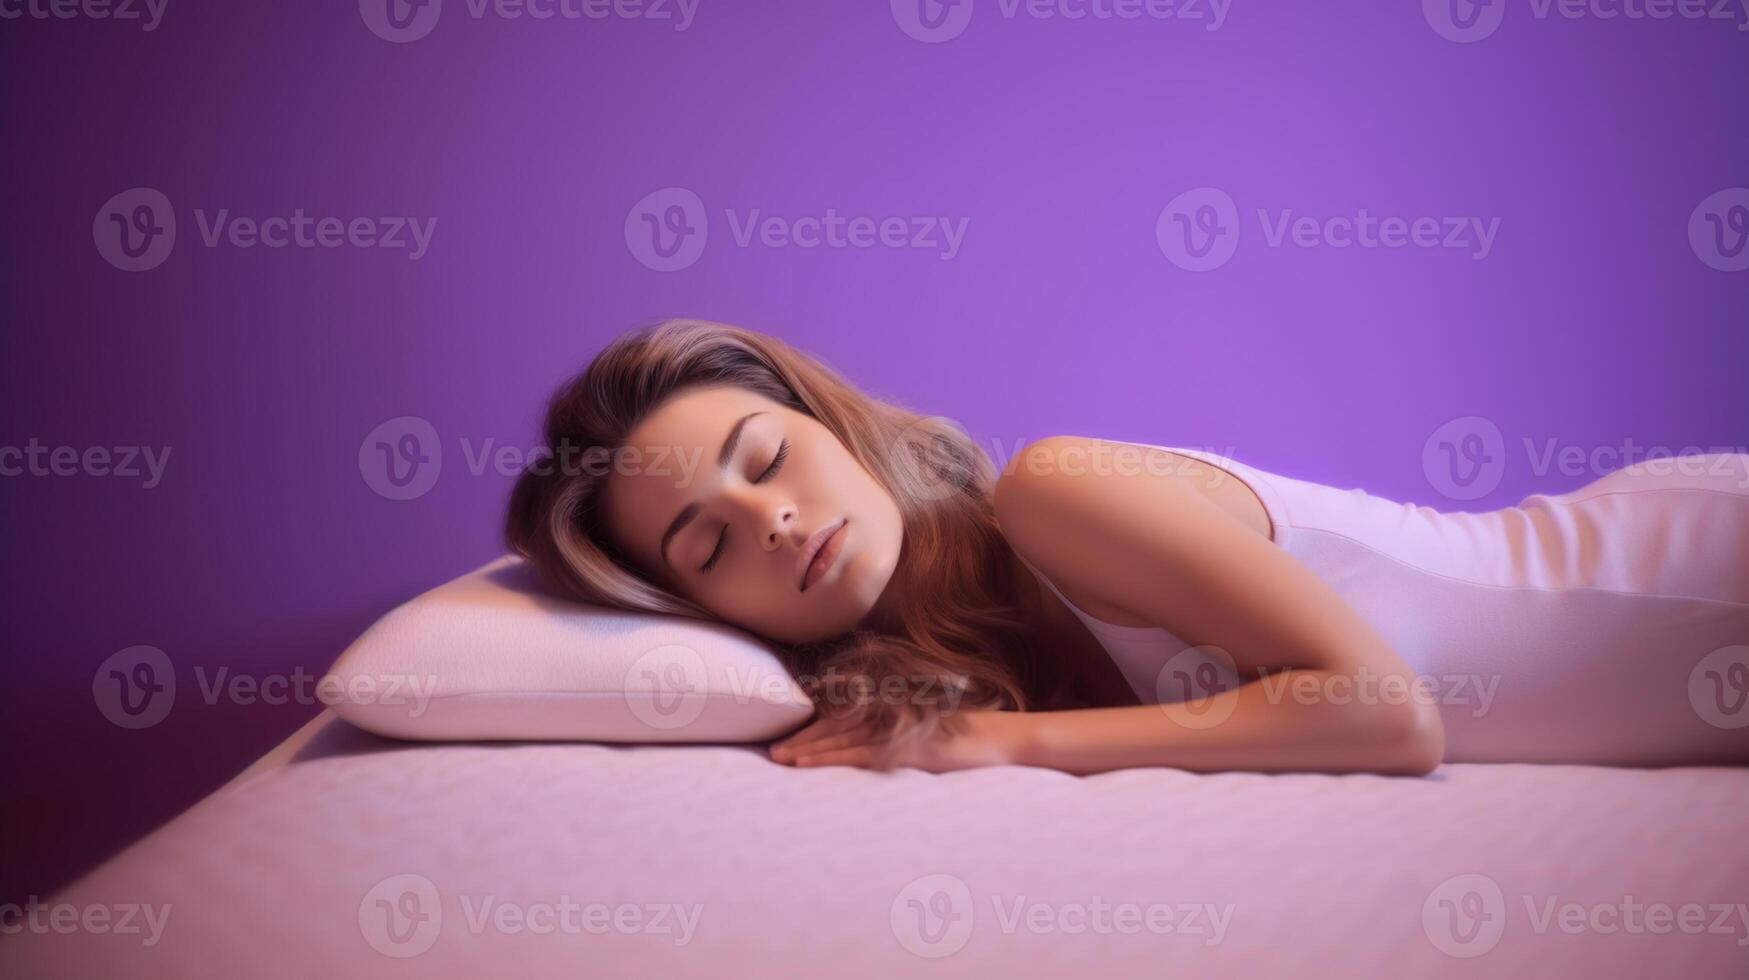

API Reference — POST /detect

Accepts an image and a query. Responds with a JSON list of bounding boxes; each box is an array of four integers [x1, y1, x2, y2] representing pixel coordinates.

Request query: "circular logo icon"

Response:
[[1156, 187, 1239, 272], [892, 415, 975, 502], [359, 416, 442, 501], [359, 873, 442, 957], [1421, 415, 1505, 502], [625, 187, 709, 272], [1688, 187, 1749, 273], [1422, 0, 1505, 43], [94, 188, 176, 272], [93, 645, 176, 730], [1689, 645, 1749, 730], [624, 644, 710, 732], [1153, 645, 1240, 730], [359, 0, 443, 43], [890, 0, 974, 43], [890, 873, 974, 958], [1422, 872, 1505, 958]]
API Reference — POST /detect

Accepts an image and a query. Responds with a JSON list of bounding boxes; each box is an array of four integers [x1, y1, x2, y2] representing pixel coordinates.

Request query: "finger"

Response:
[[773, 730, 866, 761], [794, 746, 879, 768]]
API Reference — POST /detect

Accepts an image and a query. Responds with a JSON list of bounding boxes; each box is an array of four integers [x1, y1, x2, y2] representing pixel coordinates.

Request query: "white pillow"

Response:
[[322, 555, 815, 742]]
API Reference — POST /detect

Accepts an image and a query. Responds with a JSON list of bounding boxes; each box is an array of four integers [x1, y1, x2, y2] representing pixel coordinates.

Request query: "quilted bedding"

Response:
[[3, 711, 1745, 978]]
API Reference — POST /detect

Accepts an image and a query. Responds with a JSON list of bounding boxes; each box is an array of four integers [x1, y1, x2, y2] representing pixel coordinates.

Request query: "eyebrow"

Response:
[[659, 411, 765, 569]]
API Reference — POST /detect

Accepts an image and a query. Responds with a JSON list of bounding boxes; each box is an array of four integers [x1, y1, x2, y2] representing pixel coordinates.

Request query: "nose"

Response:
[[761, 500, 798, 552], [727, 486, 797, 556], [722, 482, 798, 552]]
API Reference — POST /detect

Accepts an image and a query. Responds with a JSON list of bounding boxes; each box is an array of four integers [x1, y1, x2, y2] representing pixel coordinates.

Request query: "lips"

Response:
[[797, 518, 847, 592]]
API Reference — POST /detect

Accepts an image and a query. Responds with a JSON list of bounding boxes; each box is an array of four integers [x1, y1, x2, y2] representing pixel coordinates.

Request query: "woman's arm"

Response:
[[988, 436, 1445, 776]]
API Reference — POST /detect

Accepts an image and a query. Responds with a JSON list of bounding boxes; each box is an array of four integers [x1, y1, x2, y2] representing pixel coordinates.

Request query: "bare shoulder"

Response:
[[993, 435, 1273, 627], [995, 435, 1272, 541]]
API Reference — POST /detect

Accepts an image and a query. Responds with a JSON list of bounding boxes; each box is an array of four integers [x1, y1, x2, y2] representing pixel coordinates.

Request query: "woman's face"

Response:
[[599, 384, 906, 645]]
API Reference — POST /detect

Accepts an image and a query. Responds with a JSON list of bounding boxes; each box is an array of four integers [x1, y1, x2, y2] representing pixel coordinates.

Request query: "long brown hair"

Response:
[[505, 318, 1072, 765]]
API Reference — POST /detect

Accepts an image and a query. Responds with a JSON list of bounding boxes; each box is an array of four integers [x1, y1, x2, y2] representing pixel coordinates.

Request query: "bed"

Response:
[[2, 709, 1745, 977]]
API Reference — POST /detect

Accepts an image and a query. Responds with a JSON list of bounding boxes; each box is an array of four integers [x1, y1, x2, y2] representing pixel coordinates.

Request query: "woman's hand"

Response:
[[767, 709, 1034, 773]]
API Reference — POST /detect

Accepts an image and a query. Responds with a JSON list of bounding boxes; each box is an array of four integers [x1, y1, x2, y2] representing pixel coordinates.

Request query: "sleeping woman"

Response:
[[505, 318, 1749, 775]]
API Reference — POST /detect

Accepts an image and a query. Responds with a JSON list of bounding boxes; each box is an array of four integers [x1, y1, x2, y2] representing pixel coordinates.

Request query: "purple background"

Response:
[[3, 1, 1745, 905]]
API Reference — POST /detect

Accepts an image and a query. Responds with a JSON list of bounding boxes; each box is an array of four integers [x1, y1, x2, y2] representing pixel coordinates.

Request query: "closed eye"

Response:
[[701, 439, 790, 573], [756, 439, 790, 484]]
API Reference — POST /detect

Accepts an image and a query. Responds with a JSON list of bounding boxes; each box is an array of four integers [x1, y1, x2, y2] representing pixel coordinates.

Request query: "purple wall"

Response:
[[4, 0, 1746, 904]]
